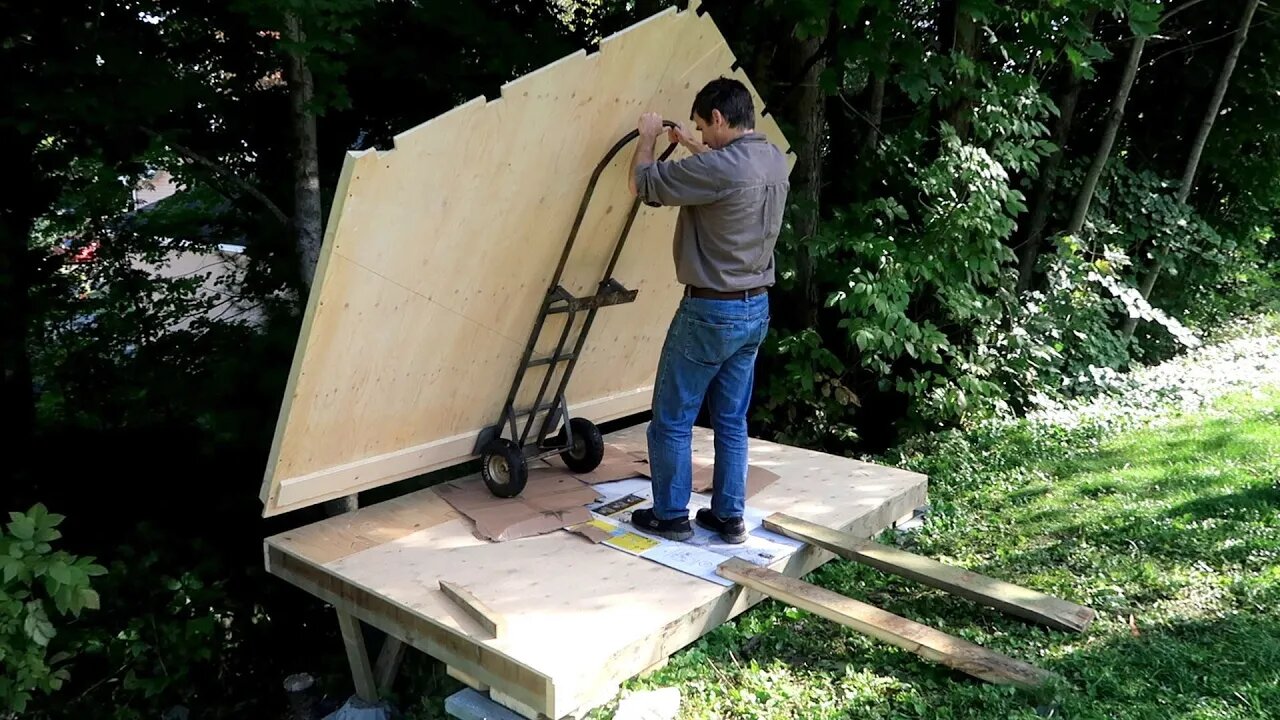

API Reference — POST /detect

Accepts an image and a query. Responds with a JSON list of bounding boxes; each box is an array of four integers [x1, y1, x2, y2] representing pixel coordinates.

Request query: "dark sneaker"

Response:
[[629, 508, 693, 541], [696, 509, 747, 544]]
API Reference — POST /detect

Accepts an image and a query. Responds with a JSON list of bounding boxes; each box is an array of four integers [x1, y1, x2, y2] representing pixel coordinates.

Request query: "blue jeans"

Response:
[[647, 292, 770, 520]]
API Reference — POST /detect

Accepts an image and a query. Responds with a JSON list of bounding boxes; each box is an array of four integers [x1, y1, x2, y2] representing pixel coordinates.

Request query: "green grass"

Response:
[[593, 384, 1280, 720]]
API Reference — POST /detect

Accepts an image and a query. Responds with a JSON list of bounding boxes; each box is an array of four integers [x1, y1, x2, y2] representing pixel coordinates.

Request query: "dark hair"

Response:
[[690, 77, 755, 129]]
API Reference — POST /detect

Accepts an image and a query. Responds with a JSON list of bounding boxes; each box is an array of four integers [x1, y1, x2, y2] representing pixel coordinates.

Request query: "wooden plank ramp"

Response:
[[716, 558, 1057, 690], [763, 513, 1096, 633]]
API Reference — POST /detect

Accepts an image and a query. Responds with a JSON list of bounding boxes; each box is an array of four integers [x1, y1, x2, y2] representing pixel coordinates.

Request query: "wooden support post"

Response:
[[335, 609, 379, 702], [716, 558, 1057, 690], [763, 513, 1096, 632], [374, 635, 407, 694]]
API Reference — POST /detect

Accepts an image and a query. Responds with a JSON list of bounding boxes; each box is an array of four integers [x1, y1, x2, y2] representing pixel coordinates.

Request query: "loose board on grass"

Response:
[[259, 1, 794, 517]]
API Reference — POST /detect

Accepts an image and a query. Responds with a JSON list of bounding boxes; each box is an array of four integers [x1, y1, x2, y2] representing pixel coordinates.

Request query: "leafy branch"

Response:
[[0, 505, 107, 713]]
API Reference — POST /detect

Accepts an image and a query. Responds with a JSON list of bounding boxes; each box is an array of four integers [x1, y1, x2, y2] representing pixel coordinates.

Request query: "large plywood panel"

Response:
[[260, 2, 794, 516]]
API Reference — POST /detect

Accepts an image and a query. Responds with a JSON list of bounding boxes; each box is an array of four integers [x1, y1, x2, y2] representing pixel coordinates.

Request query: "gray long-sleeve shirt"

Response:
[[634, 133, 790, 292]]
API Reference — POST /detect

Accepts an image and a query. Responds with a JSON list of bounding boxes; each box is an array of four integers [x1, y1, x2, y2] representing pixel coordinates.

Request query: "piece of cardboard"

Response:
[[548, 443, 652, 485], [622, 446, 773, 498], [435, 473, 600, 542], [567, 519, 615, 544], [691, 464, 780, 498]]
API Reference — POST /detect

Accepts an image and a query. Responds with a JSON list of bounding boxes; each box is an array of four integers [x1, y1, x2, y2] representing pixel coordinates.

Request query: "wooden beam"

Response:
[[335, 609, 379, 702], [763, 513, 1096, 633], [374, 635, 407, 694], [716, 558, 1057, 690], [440, 580, 506, 639], [447, 665, 491, 692]]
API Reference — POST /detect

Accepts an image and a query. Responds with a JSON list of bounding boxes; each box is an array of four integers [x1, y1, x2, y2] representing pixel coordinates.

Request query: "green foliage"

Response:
[[755, 326, 861, 451], [760, 64, 1062, 440], [0, 505, 106, 713]]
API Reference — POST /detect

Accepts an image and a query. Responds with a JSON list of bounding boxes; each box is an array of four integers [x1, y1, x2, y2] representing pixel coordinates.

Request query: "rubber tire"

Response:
[[558, 417, 604, 473], [480, 439, 528, 498]]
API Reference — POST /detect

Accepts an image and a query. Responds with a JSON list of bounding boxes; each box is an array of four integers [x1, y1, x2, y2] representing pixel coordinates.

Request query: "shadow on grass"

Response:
[[1170, 481, 1280, 517], [1043, 611, 1280, 719]]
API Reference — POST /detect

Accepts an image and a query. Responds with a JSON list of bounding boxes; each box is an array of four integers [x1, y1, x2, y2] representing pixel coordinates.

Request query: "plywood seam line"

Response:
[[677, 42, 728, 84], [332, 248, 526, 349]]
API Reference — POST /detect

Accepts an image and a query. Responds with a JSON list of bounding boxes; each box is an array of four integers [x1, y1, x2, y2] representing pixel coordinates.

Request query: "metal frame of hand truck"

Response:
[[473, 123, 679, 498]]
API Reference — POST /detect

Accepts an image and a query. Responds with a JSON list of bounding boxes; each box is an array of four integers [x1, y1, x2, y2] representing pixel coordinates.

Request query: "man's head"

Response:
[[690, 77, 754, 149]]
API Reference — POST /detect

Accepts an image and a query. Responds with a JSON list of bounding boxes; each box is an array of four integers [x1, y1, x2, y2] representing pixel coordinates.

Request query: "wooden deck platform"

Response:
[[264, 424, 928, 719]]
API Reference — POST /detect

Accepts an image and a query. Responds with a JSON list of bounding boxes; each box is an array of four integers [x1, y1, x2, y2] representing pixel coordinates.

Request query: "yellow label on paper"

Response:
[[607, 532, 660, 553], [588, 518, 617, 533]]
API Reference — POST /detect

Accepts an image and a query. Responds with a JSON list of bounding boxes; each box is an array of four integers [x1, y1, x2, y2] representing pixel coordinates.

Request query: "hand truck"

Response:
[[474, 122, 679, 498]]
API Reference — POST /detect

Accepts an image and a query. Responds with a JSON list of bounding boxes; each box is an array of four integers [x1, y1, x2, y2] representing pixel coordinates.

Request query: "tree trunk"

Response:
[[285, 11, 323, 287], [1065, 33, 1147, 237], [778, 26, 828, 330], [946, 13, 977, 142], [1121, 0, 1260, 339], [0, 138, 39, 487], [1015, 16, 1094, 293], [284, 10, 345, 513], [858, 75, 886, 161]]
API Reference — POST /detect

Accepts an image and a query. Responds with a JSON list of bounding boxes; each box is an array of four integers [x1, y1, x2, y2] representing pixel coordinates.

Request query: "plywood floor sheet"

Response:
[[260, 2, 794, 516], [265, 425, 928, 718]]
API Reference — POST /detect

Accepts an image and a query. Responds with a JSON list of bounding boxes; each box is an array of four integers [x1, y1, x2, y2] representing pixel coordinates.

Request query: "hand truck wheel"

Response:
[[480, 438, 528, 498], [556, 417, 605, 473]]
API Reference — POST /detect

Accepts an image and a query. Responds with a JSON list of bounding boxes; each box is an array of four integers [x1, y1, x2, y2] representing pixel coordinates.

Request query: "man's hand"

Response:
[[630, 112, 663, 197], [637, 111, 664, 140], [668, 122, 709, 154]]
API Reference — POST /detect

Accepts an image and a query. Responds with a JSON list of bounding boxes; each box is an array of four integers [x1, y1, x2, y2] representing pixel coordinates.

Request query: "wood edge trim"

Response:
[[259, 151, 365, 513], [263, 388, 651, 517]]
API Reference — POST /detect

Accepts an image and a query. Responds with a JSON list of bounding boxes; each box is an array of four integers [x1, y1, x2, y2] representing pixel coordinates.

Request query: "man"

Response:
[[625, 77, 789, 544]]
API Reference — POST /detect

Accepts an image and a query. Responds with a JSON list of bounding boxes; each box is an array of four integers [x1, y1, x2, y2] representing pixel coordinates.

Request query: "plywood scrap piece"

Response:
[[716, 558, 1056, 690], [762, 513, 1096, 633], [434, 474, 600, 542], [440, 580, 505, 639]]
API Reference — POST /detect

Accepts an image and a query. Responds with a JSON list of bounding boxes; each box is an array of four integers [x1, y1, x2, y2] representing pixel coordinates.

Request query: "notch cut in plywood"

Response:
[[259, 2, 795, 517]]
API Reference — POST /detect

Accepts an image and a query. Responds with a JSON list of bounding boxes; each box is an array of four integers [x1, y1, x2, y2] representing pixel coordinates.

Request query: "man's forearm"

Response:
[[629, 133, 657, 196]]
